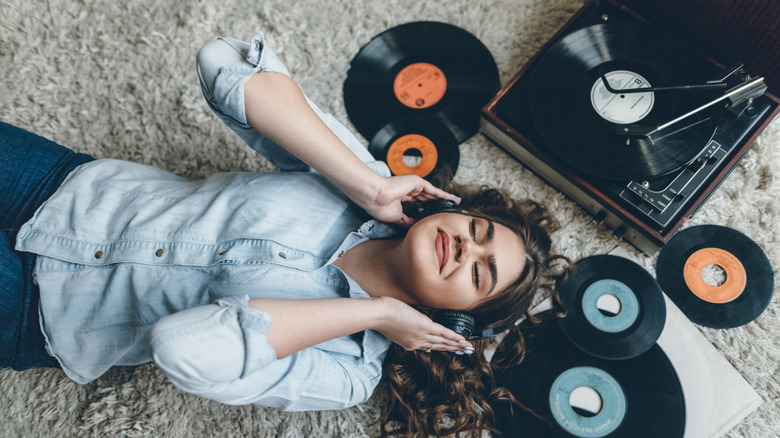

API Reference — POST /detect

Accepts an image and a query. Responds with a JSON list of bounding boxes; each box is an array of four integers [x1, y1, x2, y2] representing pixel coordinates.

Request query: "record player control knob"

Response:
[[593, 210, 608, 225], [601, 14, 609, 21]]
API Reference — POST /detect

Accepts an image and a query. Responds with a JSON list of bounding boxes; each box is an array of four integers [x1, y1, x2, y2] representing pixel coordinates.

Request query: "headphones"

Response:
[[403, 199, 511, 340]]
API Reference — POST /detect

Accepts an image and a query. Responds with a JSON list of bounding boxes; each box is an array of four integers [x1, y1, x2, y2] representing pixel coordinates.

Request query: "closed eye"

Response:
[[471, 218, 480, 289], [474, 217, 498, 294]]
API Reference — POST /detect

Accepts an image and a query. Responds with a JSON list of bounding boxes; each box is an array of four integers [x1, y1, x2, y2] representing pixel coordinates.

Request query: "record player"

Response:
[[481, 0, 780, 254]]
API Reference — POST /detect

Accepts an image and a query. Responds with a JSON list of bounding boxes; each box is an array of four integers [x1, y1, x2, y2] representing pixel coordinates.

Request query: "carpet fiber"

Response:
[[1, 0, 778, 436]]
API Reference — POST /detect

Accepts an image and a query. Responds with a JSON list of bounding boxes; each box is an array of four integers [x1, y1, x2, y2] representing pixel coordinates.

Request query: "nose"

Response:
[[455, 235, 483, 262]]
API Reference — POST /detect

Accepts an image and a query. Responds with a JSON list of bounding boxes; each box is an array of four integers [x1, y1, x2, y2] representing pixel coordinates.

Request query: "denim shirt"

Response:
[[15, 31, 395, 411]]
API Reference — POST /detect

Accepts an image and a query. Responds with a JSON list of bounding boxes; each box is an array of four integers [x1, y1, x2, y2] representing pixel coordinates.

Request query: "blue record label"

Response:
[[581, 279, 640, 333], [549, 366, 627, 437]]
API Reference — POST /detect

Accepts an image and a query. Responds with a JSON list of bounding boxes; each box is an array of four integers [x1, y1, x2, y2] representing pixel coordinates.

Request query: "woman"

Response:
[[1, 31, 568, 436]]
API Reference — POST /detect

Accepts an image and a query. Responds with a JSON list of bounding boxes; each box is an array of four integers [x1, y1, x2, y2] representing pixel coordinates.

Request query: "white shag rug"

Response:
[[1, 0, 778, 437]]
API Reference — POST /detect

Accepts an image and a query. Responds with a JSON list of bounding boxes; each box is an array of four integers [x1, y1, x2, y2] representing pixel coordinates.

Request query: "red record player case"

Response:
[[481, 0, 780, 254]]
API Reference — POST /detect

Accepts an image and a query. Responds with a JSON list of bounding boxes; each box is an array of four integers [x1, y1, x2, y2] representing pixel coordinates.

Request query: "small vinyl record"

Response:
[[493, 321, 685, 437], [557, 255, 666, 360], [656, 225, 774, 329], [529, 22, 723, 180], [343, 21, 499, 144], [368, 116, 459, 183]]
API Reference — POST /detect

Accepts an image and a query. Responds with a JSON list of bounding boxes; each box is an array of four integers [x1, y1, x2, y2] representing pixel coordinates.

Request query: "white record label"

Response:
[[590, 71, 654, 124]]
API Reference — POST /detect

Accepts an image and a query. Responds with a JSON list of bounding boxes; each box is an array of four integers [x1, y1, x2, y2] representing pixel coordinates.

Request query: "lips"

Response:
[[436, 230, 449, 273]]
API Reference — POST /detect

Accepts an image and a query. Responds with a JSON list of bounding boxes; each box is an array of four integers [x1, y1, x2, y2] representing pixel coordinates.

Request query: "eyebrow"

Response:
[[486, 220, 497, 294]]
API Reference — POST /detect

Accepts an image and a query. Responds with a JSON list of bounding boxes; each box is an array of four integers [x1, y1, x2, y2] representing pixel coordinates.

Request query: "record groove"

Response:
[[656, 225, 774, 328], [493, 321, 685, 437], [557, 255, 666, 360], [343, 21, 499, 144], [529, 22, 722, 180], [368, 116, 459, 183]]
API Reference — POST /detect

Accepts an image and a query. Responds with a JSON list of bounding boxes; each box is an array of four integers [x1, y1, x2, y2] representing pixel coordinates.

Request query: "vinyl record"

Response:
[[368, 116, 459, 183], [656, 225, 774, 328], [558, 255, 666, 360], [493, 321, 685, 437], [343, 21, 499, 144], [529, 22, 722, 180]]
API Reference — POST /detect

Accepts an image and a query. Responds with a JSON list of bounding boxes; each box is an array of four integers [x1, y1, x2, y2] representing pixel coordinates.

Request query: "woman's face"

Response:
[[399, 212, 527, 310]]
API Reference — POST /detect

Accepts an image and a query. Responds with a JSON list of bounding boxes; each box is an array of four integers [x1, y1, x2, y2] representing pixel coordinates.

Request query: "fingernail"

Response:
[[458, 340, 467, 343], [464, 350, 473, 355], [454, 351, 464, 355]]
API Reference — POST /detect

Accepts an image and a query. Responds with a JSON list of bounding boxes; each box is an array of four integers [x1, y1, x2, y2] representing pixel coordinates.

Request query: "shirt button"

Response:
[[218, 250, 228, 256], [278, 252, 287, 259], [338, 251, 344, 258], [252, 40, 260, 51], [95, 251, 104, 259], [331, 274, 338, 280], [155, 249, 165, 257]]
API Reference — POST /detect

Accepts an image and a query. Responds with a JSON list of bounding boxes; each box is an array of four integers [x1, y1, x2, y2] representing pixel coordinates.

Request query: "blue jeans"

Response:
[[0, 121, 93, 370]]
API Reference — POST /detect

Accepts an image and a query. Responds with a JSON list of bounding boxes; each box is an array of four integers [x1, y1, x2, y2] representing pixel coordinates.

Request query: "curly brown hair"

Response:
[[379, 185, 571, 437]]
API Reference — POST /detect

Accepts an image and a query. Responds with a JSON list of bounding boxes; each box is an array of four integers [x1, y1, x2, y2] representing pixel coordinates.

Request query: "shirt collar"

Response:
[[334, 220, 397, 361]]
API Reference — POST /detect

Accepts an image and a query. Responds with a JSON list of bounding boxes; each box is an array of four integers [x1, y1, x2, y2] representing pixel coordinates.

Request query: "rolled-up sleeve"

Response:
[[196, 31, 387, 175], [148, 296, 382, 411], [148, 296, 275, 384]]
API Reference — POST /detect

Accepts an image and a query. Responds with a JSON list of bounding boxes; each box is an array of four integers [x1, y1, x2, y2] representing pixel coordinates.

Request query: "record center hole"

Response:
[[570, 386, 603, 417], [702, 264, 727, 287], [402, 148, 423, 167], [596, 293, 622, 317]]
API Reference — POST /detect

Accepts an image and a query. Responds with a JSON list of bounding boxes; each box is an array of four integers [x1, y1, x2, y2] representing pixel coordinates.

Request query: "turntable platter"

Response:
[[529, 23, 722, 180]]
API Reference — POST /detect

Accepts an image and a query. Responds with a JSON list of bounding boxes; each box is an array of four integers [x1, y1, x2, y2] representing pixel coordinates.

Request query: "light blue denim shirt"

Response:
[[15, 31, 395, 411]]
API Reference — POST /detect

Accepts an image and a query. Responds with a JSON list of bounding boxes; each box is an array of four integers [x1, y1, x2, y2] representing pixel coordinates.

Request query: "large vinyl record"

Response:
[[529, 23, 722, 180], [558, 255, 666, 360], [493, 321, 685, 437], [656, 225, 774, 328], [343, 21, 499, 144]]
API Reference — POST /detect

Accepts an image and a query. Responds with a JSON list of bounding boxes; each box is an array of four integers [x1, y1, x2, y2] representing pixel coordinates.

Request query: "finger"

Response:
[[436, 326, 469, 343], [427, 333, 473, 351], [424, 338, 475, 355], [441, 337, 473, 350], [398, 176, 460, 203], [426, 339, 461, 352], [410, 192, 438, 201], [395, 214, 415, 227], [419, 184, 461, 203]]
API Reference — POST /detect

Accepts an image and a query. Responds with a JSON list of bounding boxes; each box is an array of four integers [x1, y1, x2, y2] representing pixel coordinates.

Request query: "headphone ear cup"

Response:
[[431, 310, 477, 339], [403, 199, 460, 220]]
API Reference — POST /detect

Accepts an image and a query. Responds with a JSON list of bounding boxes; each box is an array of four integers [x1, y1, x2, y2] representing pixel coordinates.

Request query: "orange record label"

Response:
[[683, 248, 747, 303], [393, 62, 447, 109], [386, 134, 438, 177]]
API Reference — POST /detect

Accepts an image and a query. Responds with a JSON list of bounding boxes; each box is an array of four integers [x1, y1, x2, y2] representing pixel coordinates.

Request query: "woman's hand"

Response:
[[373, 296, 474, 354], [245, 296, 471, 359], [354, 174, 461, 226]]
